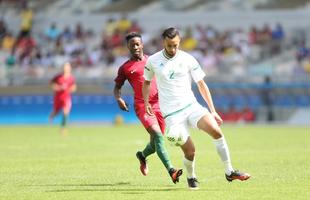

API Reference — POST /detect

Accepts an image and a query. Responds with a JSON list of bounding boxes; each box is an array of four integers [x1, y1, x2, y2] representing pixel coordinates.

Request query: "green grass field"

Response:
[[0, 125, 309, 200]]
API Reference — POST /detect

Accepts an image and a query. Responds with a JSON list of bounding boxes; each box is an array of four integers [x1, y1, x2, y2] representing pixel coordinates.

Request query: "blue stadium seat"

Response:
[[273, 94, 295, 107], [295, 95, 310, 107], [247, 94, 262, 109], [232, 95, 247, 110]]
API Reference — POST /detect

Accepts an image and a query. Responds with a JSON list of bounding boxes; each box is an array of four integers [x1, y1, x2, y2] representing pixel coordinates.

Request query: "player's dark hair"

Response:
[[125, 32, 142, 43], [162, 27, 180, 39]]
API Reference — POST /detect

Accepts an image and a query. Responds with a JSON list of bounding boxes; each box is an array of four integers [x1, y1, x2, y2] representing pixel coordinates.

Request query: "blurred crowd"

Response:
[[0, 1, 310, 79]]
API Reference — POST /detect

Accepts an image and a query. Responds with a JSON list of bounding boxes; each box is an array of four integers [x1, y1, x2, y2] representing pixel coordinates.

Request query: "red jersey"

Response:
[[51, 73, 75, 101], [114, 55, 158, 105]]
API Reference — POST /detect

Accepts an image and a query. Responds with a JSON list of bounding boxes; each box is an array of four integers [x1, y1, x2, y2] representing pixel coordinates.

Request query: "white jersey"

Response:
[[144, 49, 205, 116]]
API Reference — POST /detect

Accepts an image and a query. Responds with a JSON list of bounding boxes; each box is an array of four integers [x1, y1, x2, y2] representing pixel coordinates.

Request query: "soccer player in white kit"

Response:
[[142, 27, 250, 190]]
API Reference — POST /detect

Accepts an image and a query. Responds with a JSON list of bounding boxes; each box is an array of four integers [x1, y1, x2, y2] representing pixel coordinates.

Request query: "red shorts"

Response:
[[135, 103, 165, 134], [53, 98, 72, 114]]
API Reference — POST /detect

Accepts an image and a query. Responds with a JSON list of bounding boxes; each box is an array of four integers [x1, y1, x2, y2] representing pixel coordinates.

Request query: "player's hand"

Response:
[[117, 98, 129, 112], [52, 84, 62, 91], [61, 85, 67, 90], [211, 111, 223, 126], [145, 104, 154, 116]]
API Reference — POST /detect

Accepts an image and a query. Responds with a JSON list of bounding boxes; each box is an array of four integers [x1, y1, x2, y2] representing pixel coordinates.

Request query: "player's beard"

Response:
[[164, 49, 176, 58]]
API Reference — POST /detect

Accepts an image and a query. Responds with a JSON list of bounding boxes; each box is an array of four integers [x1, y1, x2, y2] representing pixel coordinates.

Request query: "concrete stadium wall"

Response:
[[0, 94, 137, 124], [288, 108, 310, 125]]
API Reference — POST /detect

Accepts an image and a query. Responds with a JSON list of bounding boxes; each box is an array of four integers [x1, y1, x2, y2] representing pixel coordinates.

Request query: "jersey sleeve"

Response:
[[144, 59, 154, 81], [114, 66, 126, 87], [189, 55, 205, 82]]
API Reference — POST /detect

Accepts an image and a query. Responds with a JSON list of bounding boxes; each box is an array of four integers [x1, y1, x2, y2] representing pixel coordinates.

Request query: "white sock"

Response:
[[183, 157, 196, 178], [213, 136, 234, 175]]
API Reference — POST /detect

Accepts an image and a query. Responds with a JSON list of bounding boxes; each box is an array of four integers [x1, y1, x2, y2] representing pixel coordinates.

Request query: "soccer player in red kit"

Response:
[[113, 32, 182, 183], [49, 62, 77, 134]]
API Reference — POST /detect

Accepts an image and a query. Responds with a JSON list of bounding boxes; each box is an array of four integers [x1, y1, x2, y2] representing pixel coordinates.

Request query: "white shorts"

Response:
[[164, 102, 208, 146]]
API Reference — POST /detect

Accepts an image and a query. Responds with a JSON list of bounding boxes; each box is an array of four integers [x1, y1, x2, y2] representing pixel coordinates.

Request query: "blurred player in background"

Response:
[[113, 32, 182, 183], [49, 62, 77, 135], [143, 27, 250, 190]]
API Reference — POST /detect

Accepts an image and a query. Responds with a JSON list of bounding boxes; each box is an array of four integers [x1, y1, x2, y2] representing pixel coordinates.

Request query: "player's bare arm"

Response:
[[196, 80, 223, 125], [113, 85, 129, 112], [50, 82, 62, 91], [70, 84, 77, 93], [142, 80, 153, 116]]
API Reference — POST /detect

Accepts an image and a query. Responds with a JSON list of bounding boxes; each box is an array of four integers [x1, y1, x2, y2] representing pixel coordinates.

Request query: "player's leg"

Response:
[[165, 121, 198, 189], [49, 110, 57, 122], [136, 133, 155, 176], [152, 107, 183, 182], [196, 110, 250, 181], [180, 137, 199, 189], [135, 105, 156, 175], [147, 125, 183, 180], [141, 134, 156, 158], [147, 125, 172, 170], [59, 100, 72, 135], [62, 100, 72, 127], [61, 110, 69, 128], [49, 100, 61, 122], [151, 107, 174, 170], [136, 105, 182, 182]]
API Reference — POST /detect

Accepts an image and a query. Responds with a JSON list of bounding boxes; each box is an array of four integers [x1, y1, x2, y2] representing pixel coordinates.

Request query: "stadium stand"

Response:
[[1, 0, 310, 124]]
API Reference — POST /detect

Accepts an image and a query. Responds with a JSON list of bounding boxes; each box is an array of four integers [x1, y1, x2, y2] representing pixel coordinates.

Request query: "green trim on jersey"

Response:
[[163, 103, 192, 119], [193, 66, 199, 71]]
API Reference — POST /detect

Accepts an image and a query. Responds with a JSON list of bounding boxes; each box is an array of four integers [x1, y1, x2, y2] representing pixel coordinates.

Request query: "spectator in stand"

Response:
[[303, 55, 310, 74], [62, 26, 75, 42], [144, 38, 160, 55], [199, 49, 218, 76], [110, 29, 123, 48], [128, 20, 142, 33], [15, 32, 36, 63], [1, 32, 15, 51], [296, 41, 309, 62], [271, 23, 285, 55], [54, 36, 64, 55], [0, 20, 7, 42], [248, 26, 258, 45], [259, 24, 272, 45], [259, 24, 272, 59], [45, 23, 61, 41], [30, 47, 43, 66], [117, 14, 132, 34], [87, 46, 102, 66], [181, 27, 198, 52], [272, 23, 284, 41], [229, 47, 246, 77], [74, 22, 85, 40], [19, 1, 33, 37], [104, 18, 117, 37]]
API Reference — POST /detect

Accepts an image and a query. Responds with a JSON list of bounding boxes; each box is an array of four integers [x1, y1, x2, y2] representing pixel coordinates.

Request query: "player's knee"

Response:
[[210, 127, 223, 139], [185, 150, 195, 161]]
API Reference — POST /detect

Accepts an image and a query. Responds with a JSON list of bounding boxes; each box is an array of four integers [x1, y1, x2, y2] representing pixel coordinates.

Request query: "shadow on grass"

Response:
[[26, 182, 187, 193], [46, 187, 185, 193], [26, 182, 130, 187]]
